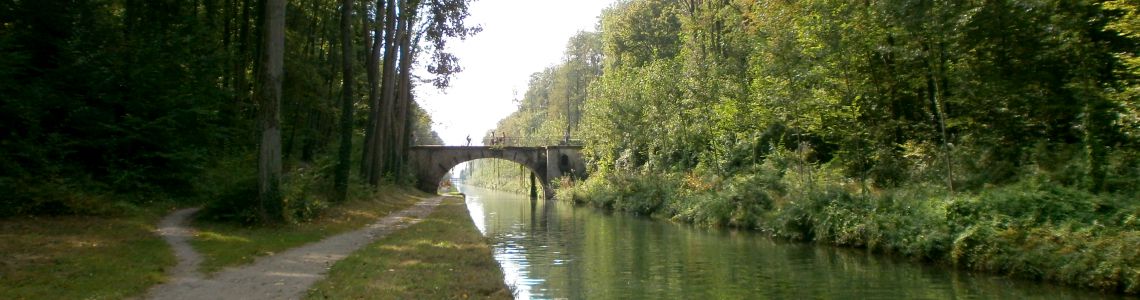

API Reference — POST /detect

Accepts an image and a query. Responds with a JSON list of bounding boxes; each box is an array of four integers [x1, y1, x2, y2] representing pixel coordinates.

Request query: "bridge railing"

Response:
[[476, 136, 584, 147], [414, 136, 584, 147]]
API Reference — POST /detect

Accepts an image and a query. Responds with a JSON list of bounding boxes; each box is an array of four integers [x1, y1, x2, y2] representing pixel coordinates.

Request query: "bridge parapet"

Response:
[[472, 135, 585, 147]]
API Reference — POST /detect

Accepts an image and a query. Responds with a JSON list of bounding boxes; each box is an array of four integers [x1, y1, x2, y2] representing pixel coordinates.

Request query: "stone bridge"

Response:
[[408, 146, 586, 199]]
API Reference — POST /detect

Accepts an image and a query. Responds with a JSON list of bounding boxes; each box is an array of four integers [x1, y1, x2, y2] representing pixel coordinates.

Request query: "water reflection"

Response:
[[460, 184, 1124, 300]]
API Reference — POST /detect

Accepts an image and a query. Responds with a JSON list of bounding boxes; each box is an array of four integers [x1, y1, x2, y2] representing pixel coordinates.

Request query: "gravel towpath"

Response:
[[146, 196, 443, 300]]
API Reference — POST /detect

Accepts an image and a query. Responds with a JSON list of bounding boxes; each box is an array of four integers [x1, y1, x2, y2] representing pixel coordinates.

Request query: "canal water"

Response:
[[458, 184, 1124, 300]]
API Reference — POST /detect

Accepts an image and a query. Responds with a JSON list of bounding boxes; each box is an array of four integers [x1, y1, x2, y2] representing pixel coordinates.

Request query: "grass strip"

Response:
[[0, 206, 174, 299], [306, 195, 512, 299], [190, 186, 427, 273]]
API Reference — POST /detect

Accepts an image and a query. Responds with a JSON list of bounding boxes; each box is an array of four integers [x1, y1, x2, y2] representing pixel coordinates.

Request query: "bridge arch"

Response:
[[408, 146, 585, 199]]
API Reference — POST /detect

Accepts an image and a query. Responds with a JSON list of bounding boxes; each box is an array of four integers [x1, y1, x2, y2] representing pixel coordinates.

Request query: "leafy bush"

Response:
[[0, 175, 147, 217], [946, 181, 1118, 228], [197, 153, 344, 225], [280, 158, 335, 223], [196, 155, 261, 224]]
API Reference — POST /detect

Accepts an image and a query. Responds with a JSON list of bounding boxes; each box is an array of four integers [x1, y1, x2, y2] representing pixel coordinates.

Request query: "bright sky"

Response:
[[416, 0, 617, 146]]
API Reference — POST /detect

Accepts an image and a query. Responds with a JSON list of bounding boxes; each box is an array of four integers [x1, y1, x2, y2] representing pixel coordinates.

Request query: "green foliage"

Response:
[[569, 0, 1137, 192], [1, 0, 248, 216], [197, 151, 377, 225], [0, 0, 233, 191], [1105, 0, 1140, 135], [0, 0, 453, 219], [0, 173, 167, 217], [600, 0, 681, 69], [197, 154, 261, 224], [945, 183, 1140, 292], [0, 177, 102, 217]]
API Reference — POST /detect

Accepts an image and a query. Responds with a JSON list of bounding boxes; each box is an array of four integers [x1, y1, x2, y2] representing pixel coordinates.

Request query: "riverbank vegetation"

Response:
[[480, 0, 1140, 294], [307, 195, 512, 299], [561, 152, 1140, 293]]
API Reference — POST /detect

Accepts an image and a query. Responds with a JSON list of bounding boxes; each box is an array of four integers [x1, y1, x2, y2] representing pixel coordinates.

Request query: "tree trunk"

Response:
[[233, 0, 253, 124], [372, 0, 399, 184], [334, 0, 354, 202], [362, 0, 385, 183], [393, 2, 415, 178], [223, 0, 233, 90], [257, 0, 285, 223], [1085, 88, 1112, 193]]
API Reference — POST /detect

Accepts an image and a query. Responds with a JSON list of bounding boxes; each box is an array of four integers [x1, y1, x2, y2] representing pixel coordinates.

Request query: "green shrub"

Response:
[[1105, 149, 1140, 196], [0, 176, 138, 217], [942, 182, 1140, 293], [719, 172, 775, 228], [198, 174, 261, 224], [875, 186, 952, 259], [946, 181, 1118, 227], [196, 154, 262, 224], [196, 151, 354, 225]]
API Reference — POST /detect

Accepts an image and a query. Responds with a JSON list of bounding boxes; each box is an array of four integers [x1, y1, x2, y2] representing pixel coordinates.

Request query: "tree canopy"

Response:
[[0, 0, 473, 220], [489, 0, 1138, 195]]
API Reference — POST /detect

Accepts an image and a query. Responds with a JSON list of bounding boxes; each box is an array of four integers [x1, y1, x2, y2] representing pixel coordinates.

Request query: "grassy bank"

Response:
[[307, 195, 511, 299], [561, 161, 1140, 294], [190, 186, 426, 273], [0, 205, 175, 299]]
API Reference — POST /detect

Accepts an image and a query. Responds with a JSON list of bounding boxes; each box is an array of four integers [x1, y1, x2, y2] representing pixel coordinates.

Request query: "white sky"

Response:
[[415, 0, 617, 146]]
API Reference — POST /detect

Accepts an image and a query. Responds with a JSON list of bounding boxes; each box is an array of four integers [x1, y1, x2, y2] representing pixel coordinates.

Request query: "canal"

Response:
[[458, 184, 1123, 299]]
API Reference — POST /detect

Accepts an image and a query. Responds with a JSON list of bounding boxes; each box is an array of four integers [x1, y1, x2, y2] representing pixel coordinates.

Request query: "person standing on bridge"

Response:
[[466, 135, 472, 146]]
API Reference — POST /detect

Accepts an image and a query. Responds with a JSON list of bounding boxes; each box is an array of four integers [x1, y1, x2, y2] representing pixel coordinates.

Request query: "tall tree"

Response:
[[355, 0, 477, 185], [334, 0, 355, 202], [257, 0, 286, 222], [362, 0, 399, 185], [362, 0, 385, 182], [393, 0, 420, 178]]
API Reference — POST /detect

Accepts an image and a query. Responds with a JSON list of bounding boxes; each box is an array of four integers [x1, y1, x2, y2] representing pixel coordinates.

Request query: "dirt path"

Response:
[[146, 196, 443, 300], [154, 207, 204, 286]]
